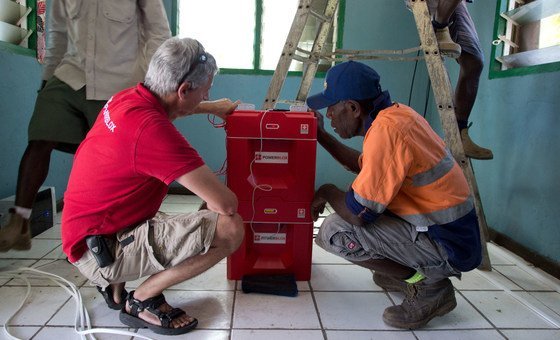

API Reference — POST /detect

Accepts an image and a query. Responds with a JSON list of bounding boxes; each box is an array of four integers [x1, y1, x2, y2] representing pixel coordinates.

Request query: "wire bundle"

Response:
[[0, 267, 154, 340]]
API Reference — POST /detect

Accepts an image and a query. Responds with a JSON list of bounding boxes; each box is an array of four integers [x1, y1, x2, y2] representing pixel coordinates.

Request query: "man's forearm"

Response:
[[318, 130, 361, 173], [192, 99, 239, 118], [317, 184, 364, 226]]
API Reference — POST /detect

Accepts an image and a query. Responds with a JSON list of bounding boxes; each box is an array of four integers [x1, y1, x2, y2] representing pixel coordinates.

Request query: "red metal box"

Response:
[[226, 222, 314, 281], [226, 110, 317, 223]]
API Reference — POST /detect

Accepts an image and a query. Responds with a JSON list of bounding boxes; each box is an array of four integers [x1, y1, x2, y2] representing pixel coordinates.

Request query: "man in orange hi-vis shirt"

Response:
[[307, 61, 481, 329]]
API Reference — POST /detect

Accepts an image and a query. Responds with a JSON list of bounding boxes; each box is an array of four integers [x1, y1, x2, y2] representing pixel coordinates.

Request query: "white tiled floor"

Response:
[[1, 195, 559, 339]]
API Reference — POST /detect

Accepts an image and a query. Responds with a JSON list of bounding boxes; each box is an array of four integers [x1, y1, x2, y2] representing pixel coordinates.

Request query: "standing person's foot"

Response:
[[461, 128, 494, 160], [382, 278, 457, 329], [0, 208, 31, 252], [434, 27, 461, 58]]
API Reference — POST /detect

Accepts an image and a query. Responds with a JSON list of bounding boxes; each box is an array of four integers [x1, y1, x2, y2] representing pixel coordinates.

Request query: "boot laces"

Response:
[[404, 284, 419, 306]]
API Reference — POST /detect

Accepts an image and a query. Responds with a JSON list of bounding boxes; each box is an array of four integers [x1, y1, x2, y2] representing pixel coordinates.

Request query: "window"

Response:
[[176, 0, 343, 75], [490, 0, 560, 78], [0, 0, 37, 57]]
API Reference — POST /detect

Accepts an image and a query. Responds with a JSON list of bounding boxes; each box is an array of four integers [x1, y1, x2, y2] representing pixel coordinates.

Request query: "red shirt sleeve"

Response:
[[134, 115, 205, 185]]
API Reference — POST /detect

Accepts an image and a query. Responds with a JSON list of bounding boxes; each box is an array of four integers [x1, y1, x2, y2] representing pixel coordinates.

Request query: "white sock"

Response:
[[14, 206, 32, 220]]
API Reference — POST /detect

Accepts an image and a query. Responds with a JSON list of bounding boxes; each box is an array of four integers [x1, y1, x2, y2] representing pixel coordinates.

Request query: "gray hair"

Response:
[[144, 37, 218, 97]]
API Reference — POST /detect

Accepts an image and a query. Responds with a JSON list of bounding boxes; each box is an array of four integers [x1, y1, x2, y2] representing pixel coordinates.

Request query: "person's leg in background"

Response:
[[450, 2, 493, 159], [0, 140, 60, 251], [430, 0, 463, 58], [0, 78, 105, 251]]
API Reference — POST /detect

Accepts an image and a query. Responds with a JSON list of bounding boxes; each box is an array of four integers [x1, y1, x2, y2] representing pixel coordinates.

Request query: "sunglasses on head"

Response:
[[178, 43, 208, 86]]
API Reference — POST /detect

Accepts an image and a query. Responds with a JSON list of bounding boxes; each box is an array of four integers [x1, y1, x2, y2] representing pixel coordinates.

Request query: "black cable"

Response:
[[407, 49, 421, 107], [423, 78, 431, 118]]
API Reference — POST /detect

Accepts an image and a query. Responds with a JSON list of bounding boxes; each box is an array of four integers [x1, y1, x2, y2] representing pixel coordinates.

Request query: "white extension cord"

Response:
[[0, 267, 154, 340], [248, 110, 273, 235]]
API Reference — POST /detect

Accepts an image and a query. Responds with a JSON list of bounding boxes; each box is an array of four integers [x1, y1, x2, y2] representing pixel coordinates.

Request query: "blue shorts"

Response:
[[449, 1, 484, 61]]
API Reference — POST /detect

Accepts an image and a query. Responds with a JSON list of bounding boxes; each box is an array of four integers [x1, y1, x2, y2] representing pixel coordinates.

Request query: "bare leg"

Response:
[[15, 141, 59, 208], [128, 213, 244, 328], [455, 50, 492, 159], [0, 141, 59, 251], [455, 51, 483, 123], [351, 258, 415, 280], [110, 282, 126, 305]]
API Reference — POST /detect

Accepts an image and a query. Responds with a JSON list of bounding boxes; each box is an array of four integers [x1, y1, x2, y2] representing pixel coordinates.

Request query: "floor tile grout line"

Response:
[[523, 292, 560, 319], [455, 289, 501, 333], [489, 266, 528, 291], [307, 277, 328, 339], [489, 243, 560, 293], [476, 269, 560, 328], [229, 279, 238, 339], [492, 264, 560, 293]]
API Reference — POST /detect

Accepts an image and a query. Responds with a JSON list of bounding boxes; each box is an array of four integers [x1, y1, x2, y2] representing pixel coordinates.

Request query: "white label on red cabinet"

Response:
[[255, 152, 289, 164], [254, 233, 287, 244]]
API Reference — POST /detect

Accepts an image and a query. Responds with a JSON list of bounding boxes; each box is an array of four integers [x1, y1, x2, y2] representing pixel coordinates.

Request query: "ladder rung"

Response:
[[276, 99, 307, 105], [295, 47, 312, 56], [291, 54, 314, 63], [328, 47, 423, 56], [309, 9, 330, 22], [320, 55, 425, 62]]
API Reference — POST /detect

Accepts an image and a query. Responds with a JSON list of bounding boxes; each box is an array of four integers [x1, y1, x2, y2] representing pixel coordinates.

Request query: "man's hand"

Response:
[[312, 110, 331, 145], [312, 184, 336, 221], [196, 99, 240, 120], [313, 110, 326, 134], [311, 195, 327, 221]]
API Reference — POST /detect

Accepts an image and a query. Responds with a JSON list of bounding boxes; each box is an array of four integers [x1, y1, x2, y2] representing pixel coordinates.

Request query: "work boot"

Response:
[[383, 278, 457, 329], [0, 209, 31, 252], [435, 27, 461, 59], [372, 272, 407, 292], [461, 128, 494, 160]]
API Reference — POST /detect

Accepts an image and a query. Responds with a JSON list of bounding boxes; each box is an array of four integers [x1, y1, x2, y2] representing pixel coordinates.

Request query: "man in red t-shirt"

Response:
[[61, 37, 244, 336]]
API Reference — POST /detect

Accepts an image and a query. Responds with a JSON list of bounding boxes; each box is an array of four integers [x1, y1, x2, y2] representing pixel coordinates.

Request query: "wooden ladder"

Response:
[[263, 0, 492, 270]]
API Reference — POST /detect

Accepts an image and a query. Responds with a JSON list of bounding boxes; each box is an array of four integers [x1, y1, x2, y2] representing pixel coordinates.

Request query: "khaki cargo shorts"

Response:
[[28, 77, 105, 152], [73, 210, 218, 288]]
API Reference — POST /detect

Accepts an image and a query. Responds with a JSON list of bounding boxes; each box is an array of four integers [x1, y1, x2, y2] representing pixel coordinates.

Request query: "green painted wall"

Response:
[[0, 0, 558, 263]]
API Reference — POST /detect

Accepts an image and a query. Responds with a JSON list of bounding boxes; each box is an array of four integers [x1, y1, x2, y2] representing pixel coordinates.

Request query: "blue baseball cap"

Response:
[[306, 61, 382, 110]]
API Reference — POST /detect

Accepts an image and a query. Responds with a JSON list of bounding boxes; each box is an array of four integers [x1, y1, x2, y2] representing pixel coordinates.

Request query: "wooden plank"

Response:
[[296, 0, 339, 102], [411, 0, 491, 270], [263, 0, 314, 109]]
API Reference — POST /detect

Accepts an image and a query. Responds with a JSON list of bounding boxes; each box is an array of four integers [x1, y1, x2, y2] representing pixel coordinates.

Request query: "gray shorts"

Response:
[[73, 210, 218, 288], [28, 77, 105, 153], [405, 0, 484, 61], [316, 213, 461, 282], [449, 1, 484, 61]]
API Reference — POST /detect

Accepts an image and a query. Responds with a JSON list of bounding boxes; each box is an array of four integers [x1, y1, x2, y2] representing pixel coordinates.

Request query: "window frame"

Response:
[[0, 0, 37, 58], [171, 0, 346, 77], [489, 0, 560, 79]]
